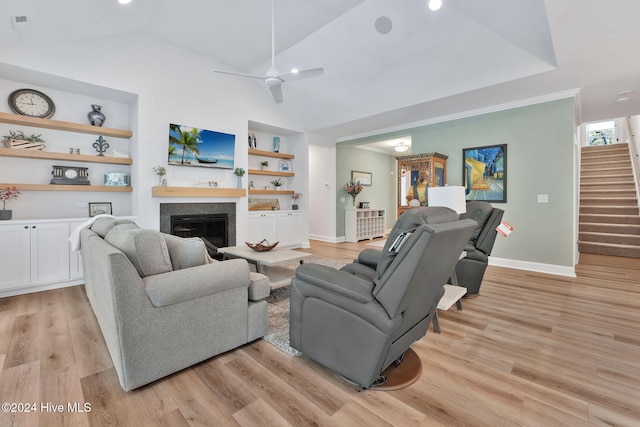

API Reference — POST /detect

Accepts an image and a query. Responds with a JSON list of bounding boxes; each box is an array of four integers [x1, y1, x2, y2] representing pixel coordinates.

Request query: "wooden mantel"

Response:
[[151, 186, 246, 198]]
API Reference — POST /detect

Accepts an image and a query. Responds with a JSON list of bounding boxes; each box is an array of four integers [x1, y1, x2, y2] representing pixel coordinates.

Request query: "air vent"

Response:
[[10, 15, 29, 29]]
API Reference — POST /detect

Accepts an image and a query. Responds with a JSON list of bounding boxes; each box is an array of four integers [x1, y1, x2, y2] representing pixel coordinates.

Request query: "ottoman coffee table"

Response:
[[217, 245, 312, 289]]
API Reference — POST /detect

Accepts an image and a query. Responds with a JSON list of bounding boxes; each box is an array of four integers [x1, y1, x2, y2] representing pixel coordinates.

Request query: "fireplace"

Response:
[[160, 203, 236, 257], [171, 213, 228, 249]]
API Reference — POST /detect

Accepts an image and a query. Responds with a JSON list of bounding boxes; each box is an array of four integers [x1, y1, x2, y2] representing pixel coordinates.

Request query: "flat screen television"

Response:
[[168, 123, 235, 169]]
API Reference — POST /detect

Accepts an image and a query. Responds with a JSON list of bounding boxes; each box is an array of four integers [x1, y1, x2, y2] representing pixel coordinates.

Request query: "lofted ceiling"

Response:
[[2, 0, 640, 142]]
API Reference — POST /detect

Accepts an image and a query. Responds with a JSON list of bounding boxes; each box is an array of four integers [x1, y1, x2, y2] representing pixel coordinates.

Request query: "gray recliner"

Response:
[[455, 201, 504, 295], [289, 207, 476, 389]]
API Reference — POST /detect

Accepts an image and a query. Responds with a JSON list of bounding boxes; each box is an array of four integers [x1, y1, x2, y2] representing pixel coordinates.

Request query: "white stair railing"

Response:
[[625, 116, 640, 205]]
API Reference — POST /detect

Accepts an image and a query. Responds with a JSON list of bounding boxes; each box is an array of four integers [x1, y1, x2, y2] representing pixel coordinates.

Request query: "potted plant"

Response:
[[261, 161, 269, 170], [2, 130, 46, 150], [0, 186, 20, 220], [234, 168, 245, 189], [291, 192, 302, 210], [271, 178, 284, 190], [153, 165, 166, 186]]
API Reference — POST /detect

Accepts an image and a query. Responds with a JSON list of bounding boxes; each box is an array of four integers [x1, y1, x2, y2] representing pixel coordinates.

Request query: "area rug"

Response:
[[263, 256, 348, 356]]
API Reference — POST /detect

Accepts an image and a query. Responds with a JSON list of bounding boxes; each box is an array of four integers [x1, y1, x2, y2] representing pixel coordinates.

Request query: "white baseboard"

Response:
[[0, 279, 84, 298], [489, 257, 576, 278], [309, 234, 345, 243]]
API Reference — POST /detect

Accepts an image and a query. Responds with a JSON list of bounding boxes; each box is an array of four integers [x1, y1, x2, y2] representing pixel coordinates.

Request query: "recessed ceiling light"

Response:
[[428, 0, 442, 11], [615, 97, 630, 103], [118, 0, 132, 4], [617, 89, 634, 96], [291, 68, 299, 74]]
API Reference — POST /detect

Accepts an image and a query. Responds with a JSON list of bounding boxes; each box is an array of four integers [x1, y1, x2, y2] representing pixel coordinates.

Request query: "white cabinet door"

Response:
[[277, 212, 301, 247], [30, 222, 70, 285], [69, 221, 84, 280], [0, 224, 31, 291], [248, 213, 277, 244]]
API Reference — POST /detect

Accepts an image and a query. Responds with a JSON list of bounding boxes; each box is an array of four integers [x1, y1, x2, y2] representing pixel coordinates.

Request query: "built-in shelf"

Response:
[[247, 169, 294, 177], [152, 186, 246, 198], [248, 148, 294, 160], [0, 112, 133, 139], [0, 148, 132, 165], [0, 183, 132, 192], [249, 189, 295, 195]]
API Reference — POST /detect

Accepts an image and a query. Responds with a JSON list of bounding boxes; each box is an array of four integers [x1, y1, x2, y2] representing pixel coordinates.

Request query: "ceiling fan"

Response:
[[213, 0, 324, 103]]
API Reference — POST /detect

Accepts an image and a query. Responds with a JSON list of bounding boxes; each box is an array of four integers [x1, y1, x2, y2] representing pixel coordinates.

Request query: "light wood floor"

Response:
[[1, 239, 639, 426]]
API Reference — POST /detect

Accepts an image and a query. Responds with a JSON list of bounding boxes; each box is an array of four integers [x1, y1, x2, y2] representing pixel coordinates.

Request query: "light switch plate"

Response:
[[537, 194, 549, 203]]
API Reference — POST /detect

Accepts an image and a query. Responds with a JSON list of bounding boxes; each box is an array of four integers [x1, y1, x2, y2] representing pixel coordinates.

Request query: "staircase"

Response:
[[579, 143, 640, 258]]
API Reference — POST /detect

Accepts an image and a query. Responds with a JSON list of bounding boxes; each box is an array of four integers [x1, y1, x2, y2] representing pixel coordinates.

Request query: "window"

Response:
[[586, 120, 615, 146]]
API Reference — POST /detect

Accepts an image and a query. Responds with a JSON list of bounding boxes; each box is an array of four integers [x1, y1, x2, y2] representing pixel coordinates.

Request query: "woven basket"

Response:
[[245, 239, 279, 252]]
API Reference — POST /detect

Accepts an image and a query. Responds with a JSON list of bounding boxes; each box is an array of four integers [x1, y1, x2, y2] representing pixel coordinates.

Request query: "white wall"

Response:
[[307, 144, 337, 242], [0, 34, 305, 243]]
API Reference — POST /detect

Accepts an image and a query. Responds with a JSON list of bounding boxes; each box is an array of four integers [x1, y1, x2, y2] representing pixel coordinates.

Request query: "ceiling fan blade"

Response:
[[213, 69, 266, 80], [269, 84, 284, 104], [278, 68, 324, 82]]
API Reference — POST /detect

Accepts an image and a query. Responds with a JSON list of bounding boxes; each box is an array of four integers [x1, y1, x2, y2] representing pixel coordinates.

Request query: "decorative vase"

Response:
[[0, 210, 12, 220], [292, 204, 298, 210], [273, 136, 280, 153], [237, 176, 243, 189], [88, 104, 106, 127], [351, 194, 357, 207]]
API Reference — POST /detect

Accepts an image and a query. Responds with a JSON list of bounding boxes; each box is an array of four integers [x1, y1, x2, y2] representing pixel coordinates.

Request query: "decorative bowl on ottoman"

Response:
[[245, 239, 279, 252]]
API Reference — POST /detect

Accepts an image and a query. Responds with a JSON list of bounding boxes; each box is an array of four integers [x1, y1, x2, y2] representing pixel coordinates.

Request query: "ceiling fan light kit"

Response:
[[212, 0, 323, 103], [428, 0, 443, 11]]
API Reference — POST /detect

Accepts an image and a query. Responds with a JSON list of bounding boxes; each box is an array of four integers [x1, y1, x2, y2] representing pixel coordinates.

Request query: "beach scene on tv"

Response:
[[168, 123, 235, 169]]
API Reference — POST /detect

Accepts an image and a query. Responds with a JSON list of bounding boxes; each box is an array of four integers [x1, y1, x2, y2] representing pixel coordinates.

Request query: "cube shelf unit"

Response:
[[345, 208, 386, 242]]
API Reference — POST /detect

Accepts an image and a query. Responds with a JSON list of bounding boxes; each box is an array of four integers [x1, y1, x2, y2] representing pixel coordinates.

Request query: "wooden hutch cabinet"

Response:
[[396, 152, 448, 217]]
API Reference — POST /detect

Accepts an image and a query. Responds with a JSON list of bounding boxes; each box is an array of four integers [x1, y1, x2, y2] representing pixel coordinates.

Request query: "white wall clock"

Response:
[[8, 88, 56, 119]]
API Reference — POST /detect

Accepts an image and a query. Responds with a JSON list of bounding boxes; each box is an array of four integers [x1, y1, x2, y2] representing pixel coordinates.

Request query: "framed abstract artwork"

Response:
[[462, 144, 507, 203]]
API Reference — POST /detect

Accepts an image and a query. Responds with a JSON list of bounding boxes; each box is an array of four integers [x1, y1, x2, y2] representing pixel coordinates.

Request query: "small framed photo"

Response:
[[88, 202, 112, 217], [351, 170, 372, 186], [104, 172, 130, 186], [278, 159, 292, 173]]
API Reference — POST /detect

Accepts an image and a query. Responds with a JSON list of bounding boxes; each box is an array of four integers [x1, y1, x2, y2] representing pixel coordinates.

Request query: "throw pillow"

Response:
[[105, 227, 173, 277], [91, 218, 137, 238]]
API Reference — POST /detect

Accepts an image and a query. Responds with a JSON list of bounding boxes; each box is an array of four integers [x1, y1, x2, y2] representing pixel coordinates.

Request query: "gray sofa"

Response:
[[79, 218, 269, 391]]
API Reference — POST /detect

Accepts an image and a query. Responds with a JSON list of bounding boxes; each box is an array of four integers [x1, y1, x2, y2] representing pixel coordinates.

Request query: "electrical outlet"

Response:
[[340, 197, 345, 203], [537, 194, 549, 203]]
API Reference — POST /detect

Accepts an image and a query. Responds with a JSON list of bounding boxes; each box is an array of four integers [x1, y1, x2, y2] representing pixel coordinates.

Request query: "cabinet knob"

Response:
[[24, 226, 28, 229], [32, 226, 36, 229]]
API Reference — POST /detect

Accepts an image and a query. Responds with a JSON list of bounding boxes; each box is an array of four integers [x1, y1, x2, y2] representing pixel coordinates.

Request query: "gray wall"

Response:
[[336, 148, 397, 236], [339, 98, 576, 267]]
